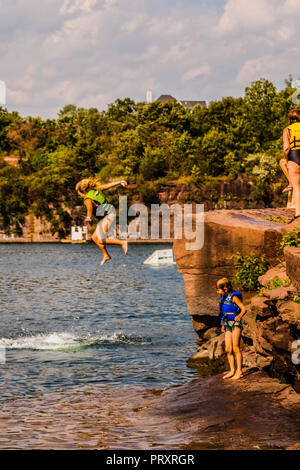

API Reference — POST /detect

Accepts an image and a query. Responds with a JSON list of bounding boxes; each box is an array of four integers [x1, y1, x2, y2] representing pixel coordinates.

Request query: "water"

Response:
[[0, 243, 197, 404], [1, 244, 299, 450]]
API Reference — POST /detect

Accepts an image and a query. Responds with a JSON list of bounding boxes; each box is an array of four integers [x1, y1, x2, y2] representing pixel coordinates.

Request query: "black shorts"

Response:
[[288, 149, 300, 166]]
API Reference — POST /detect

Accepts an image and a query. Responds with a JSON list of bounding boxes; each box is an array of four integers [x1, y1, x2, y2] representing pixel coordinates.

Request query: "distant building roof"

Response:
[[156, 94, 177, 103], [156, 94, 206, 110]]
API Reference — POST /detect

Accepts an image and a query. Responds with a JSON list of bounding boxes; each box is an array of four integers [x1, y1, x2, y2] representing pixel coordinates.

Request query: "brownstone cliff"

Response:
[[173, 208, 300, 392]]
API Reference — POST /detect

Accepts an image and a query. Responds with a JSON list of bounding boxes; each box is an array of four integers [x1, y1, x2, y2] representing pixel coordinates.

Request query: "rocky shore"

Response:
[[173, 208, 300, 393], [0, 369, 299, 449]]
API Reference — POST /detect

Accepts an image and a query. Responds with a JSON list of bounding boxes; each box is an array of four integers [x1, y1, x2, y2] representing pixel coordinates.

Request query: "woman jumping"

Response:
[[76, 177, 128, 265]]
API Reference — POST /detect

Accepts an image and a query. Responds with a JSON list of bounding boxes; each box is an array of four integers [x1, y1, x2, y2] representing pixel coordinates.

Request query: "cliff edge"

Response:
[[173, 208, 300, 392]]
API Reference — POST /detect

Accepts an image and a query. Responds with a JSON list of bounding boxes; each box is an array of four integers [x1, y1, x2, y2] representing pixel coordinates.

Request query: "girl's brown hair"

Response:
[[288, 108, 300, 124], [216, 277, 233, 293], [75, 177, 102, 195]]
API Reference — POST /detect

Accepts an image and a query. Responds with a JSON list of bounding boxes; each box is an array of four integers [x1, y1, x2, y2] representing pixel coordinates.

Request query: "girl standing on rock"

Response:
[[76, 177, 128, 265], [217, 277, 247, 380]]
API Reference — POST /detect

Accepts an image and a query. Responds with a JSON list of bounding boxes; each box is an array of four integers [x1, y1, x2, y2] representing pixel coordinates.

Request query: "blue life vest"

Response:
[[219, 291, 242, 321]]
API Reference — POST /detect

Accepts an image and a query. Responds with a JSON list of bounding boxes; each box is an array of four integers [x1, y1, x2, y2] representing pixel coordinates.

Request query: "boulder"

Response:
[[277, 300, 300, 327], [203, 327, 220, 341], [252, 322, 274, 356], [250, 296, 272, 317], [194, 334, 226, 361], [187, 334, 227, 374], [258, 263, 289, 287], [262, 323, 294, 352], [262, 286, 290, 301]]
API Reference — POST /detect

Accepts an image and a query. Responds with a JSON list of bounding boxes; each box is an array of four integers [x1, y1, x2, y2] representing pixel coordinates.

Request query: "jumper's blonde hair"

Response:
[[76, 177, 102, 195]]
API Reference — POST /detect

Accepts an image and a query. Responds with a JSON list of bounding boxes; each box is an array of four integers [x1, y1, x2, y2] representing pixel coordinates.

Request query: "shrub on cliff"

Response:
[[263, 278, 291, 291], [231, 252, 269, 291], [280, 229, 300, 249]]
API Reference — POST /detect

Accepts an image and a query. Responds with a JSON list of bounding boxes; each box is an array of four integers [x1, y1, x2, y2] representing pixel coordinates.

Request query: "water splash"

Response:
[[0, 331, 151, 351]]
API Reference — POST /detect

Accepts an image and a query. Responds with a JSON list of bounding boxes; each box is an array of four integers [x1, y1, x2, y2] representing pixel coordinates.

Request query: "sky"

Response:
[[0, 0, 300, 119]]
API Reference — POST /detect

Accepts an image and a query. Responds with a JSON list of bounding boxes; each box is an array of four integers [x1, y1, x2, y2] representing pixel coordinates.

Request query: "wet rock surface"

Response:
[[0, 370, 298, 449]]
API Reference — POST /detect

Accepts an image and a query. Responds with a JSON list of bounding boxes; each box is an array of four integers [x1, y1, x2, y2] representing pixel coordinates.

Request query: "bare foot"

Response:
[[100, 255, 111, 265], [121, 240, 128, 255], [223, 371, 235, 379], [230, 371, 243, 380]]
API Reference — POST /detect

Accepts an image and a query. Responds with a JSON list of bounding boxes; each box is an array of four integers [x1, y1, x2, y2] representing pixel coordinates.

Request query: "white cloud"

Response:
[[103, 0, 118, 9], [183, 65, 211, 81], [7, 88, 30, 106], [284, 0, 300, 14], [2, 0, 300, 118], [236, 53, 299, 85], [43, 13, 101, 55], [211, 0, 300, 89], [217, 0, 279, 35], [159, 41, 192, 65], [12, 65, 38, 91], [121, 14, 148, 33], [148, 18, 184, 37], [60, 0, 97, 14]]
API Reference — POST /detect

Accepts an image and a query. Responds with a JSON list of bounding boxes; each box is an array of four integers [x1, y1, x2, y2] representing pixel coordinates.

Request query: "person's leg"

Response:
[[93, 216, 127, 264], [231, 327, 243, 380], [91, 231, 111, 265], [288, 162, 300, 217], [280, 159, 293, 192], [223, 330, 235, 379], [100, 216, 128, 254]]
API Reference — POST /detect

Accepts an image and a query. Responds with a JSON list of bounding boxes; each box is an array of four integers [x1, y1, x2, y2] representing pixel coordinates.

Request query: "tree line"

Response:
[[0, 77, 297, 237]]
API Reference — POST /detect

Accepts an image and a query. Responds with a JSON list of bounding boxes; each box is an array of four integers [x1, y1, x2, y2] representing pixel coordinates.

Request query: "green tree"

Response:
[[0, 165, 29, 234], [244, 78, 277, 150], [200, 128, 228, 176], [139, 147, 168, 180]]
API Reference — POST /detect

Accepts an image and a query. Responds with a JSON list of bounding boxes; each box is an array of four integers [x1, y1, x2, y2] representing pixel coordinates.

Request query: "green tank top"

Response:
[[84, 189, 106, 205], [84, 189, 113, 217]]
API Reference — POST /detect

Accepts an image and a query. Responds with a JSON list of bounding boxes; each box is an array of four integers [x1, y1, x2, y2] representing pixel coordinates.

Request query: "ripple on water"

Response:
[[0, 244, 198, 402]]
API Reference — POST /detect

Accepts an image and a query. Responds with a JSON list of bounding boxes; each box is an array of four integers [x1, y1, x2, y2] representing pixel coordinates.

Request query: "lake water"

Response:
[[1, 243, 298, 450], [0, 243, 198, 404]]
